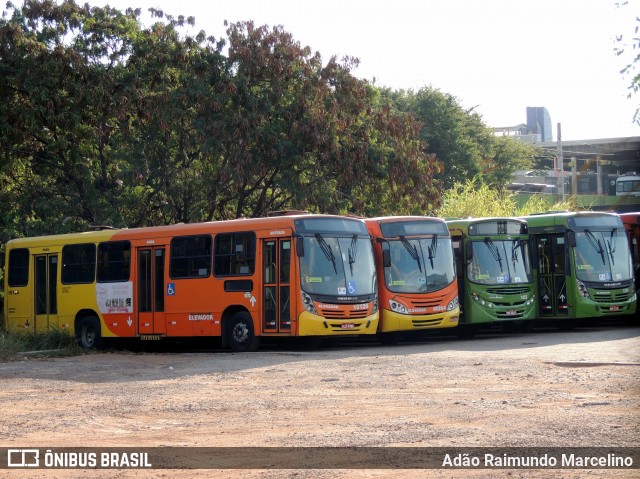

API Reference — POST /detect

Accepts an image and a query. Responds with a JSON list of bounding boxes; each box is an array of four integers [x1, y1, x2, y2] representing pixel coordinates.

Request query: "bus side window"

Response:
[[170, 235, 212, 278], [97, 241, 131, 282], [214, 233, 256, 276], [62, 243, 96, 284], [8, 248, 29, 287]]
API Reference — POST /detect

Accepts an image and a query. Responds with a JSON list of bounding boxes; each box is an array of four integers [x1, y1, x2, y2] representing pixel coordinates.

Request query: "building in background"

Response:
[[493, 108, 640, 213], [492, 106, 553, 143]]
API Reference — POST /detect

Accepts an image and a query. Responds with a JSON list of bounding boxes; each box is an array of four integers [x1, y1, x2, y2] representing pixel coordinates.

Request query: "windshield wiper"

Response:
[[584, 229, 606, 266], [315, 233, 337, 274], [399, 235, 422, 273], [427, 234, 438, 269], [484, 237, 503, 271], [606, 229, 617, 266], [511, 239, 522, 265], [348, 235, 358, 275]]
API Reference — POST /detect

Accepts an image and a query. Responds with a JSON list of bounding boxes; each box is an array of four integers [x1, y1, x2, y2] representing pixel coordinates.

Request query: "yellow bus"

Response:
[[3, 214, 379, 351]]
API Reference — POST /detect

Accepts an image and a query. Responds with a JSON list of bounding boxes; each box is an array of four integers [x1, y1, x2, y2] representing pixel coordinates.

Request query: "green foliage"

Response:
[[382, 86, 535, 190], [515, 194, 583, 216], [437, 178, 582, 219], [438, 178, 517, 218], [614, 0, 640, 124], [0, 327, 81, 362], [0, 1, 444, 236], [0, 331, 24, 361], [485, 136, 537, 188]]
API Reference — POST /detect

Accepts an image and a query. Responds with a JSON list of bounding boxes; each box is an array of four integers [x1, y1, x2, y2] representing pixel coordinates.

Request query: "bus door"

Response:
[[451, 236, 465, 312], [137, 247, 166, 335], [534, 234, 568, 316], [262, 238, 292, 333], [34, 253, 58, 332]]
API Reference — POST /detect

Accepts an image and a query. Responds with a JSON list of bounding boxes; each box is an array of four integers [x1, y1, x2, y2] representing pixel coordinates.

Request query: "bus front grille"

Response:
[[321, 309, 369, 319], [593, 290, 632, 303], [412, 318, 444, 327], [486, 286, 530, 295]]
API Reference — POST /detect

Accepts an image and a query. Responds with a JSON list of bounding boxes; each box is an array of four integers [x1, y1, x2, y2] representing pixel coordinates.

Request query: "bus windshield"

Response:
[[574, 230, 633, 282], [468, 239, 532, 285], [300, 235, 376, 296], [384, 236, 456, 293]]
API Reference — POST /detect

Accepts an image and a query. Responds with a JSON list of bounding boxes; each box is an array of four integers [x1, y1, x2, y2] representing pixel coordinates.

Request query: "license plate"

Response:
[[341, 323, 355, 329], [610, 305, 620, 311], [506, 310, 517, 316]]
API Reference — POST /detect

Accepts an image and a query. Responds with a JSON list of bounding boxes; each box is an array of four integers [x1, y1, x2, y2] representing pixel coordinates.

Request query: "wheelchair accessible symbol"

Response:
[[167, 283, 176, 296], [347, 281, 357, 295]]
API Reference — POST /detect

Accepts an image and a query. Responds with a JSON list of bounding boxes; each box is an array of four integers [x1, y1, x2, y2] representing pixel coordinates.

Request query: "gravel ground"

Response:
[[1, 323, 639, 478]]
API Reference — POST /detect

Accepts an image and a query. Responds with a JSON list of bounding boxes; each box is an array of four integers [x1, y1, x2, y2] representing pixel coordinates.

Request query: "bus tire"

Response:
[[226, 312, 260, 352], [77, 316, 103, 350]]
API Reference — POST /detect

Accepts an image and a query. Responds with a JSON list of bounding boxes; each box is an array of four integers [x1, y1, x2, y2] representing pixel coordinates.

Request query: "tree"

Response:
[[0, 0, 144, 233], [483, 135, 536, 188], [382, 86, 535, 190], [615, 0, 640, 124], [1, 2, 445, 236]]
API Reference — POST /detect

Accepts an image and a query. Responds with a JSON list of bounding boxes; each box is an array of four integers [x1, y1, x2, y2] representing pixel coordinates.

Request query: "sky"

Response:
[[79, 0, 640, 141]]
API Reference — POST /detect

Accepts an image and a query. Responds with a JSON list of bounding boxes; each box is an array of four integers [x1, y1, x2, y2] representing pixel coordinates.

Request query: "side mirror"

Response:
[[465, 244, 473, 262], [296, 236, 305, 257], [381, 241, 391, 268], [568, 232, 576, 247]]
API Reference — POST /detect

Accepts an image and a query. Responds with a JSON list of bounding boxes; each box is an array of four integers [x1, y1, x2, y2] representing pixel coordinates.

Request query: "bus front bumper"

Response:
[[298, 311, 379, 336], [378, 308, 460, 332]]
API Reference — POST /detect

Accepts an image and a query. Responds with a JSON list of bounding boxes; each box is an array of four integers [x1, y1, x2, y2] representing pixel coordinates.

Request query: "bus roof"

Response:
[[5, 214, 366, 248], [520, 210, 624, 232], [518, 210, 620, 225], [445, 217, 527, 226], [365, 215, 444, 223]]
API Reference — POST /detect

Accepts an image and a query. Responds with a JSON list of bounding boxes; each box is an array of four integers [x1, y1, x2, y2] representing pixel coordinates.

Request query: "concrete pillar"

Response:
[[596, 155, 603, 195]]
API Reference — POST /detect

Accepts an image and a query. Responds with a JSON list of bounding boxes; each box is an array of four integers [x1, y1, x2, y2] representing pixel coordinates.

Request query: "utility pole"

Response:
[[557, 123, 564, 201]]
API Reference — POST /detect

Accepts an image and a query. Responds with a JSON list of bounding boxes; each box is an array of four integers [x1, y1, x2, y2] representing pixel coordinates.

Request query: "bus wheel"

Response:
[[77, 317, 103, 350], [226, 312, 261, 352]]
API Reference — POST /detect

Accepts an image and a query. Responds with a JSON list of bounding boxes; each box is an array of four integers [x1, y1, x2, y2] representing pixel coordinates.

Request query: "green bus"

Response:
[[521, 211, 636, 325], [446, 218, 535, 336]]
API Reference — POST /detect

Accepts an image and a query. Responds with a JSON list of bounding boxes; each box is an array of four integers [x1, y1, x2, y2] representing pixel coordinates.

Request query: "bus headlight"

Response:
[[576, 280, 590, 298], [302, 292, 317, 314], [389, 300, 408, 314], [447, 297, 459, 311], [372, 294, 378, 314]]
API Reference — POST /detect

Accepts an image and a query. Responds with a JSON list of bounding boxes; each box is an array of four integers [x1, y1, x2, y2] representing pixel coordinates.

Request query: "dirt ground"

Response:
[[0, 322, 639, 479]]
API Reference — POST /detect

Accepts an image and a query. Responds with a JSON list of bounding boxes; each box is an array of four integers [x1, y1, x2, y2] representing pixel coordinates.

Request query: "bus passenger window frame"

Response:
[[62, 243, 97, 284], [169, 235, 212, 279], [214, 232, 257, 277], [97, 240, 132, 283], [8, 248, 30, 287]]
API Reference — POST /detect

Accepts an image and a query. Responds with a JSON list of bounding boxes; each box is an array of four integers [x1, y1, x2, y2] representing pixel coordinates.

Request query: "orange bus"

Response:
[[364, 216, 459, 342], [3, 214, 379, 351]]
